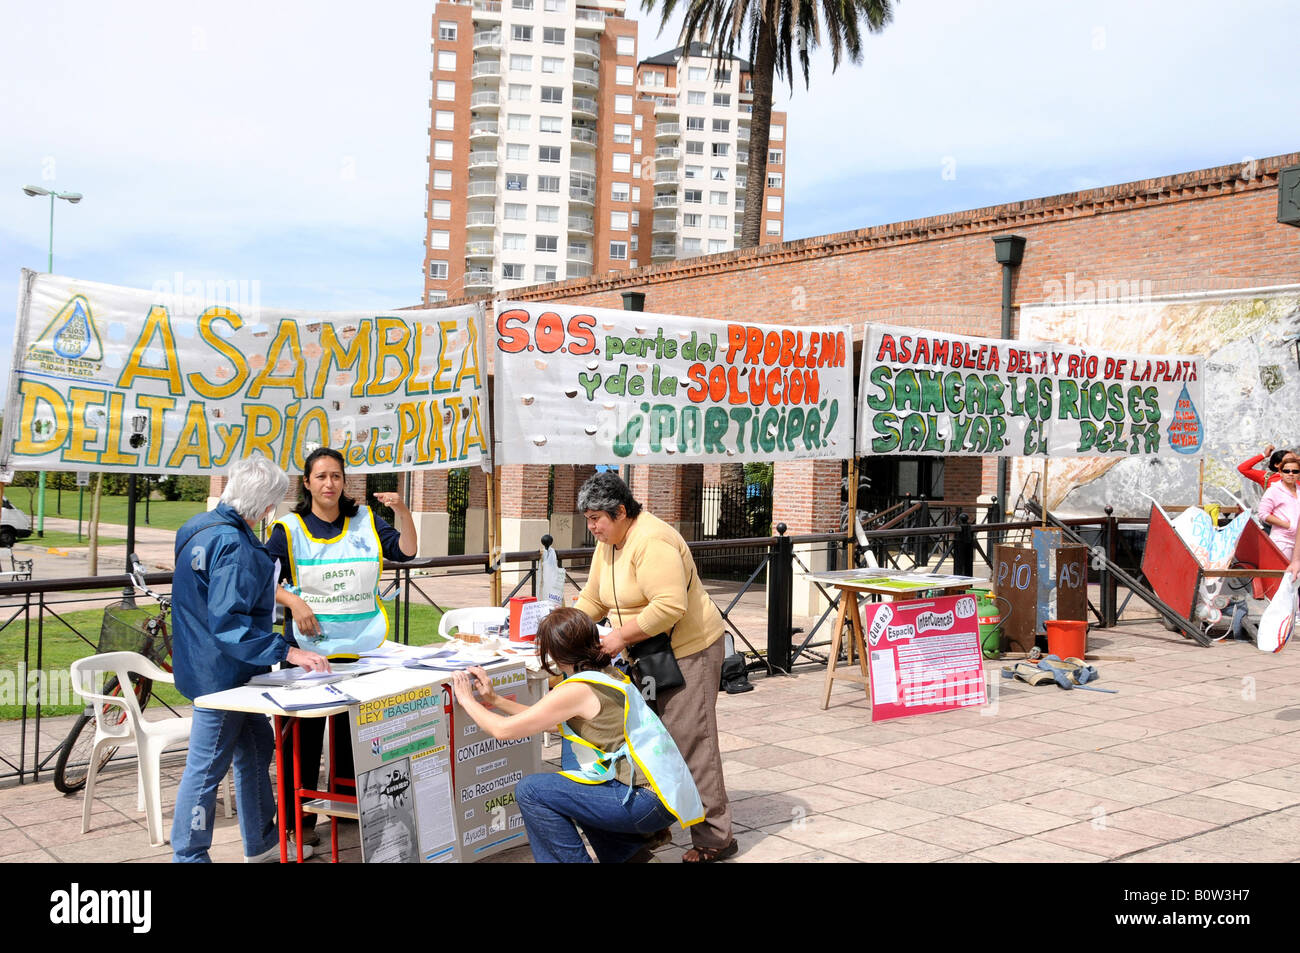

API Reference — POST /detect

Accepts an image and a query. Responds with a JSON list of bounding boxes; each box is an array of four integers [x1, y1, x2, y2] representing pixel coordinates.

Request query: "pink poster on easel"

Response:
[[862, 593, 987, 721]]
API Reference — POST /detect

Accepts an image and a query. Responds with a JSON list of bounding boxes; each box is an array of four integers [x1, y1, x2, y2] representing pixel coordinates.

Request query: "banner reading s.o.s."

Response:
[[857, 323, 1205, 457], [2, 270, 489, 476], [493, 301, 854, 465]]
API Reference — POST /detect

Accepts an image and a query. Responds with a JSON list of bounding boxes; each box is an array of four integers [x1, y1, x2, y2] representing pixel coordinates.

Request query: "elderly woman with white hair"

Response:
[[170, 454, 330, 863]]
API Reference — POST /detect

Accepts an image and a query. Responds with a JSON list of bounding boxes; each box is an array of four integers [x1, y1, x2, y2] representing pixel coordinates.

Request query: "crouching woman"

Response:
[[452, 608, 703, 863]]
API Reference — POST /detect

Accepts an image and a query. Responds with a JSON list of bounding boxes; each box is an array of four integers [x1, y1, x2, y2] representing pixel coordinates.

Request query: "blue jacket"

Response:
[[171, 503, 291, 699]]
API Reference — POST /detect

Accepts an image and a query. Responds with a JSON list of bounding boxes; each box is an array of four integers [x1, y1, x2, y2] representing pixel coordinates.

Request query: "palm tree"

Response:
[[645, 0, 895, 247]]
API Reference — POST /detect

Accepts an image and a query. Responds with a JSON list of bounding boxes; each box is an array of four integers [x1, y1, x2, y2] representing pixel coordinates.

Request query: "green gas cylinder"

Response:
[[968, 588, 1004, 659]]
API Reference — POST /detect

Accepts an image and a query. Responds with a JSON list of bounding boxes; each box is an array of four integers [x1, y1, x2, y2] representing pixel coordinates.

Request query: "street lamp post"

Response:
[[21, 185, 83, 540]]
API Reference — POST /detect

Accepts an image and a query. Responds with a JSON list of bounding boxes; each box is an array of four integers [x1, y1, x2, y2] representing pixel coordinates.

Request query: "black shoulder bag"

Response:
[[611, 547, 686, 696]]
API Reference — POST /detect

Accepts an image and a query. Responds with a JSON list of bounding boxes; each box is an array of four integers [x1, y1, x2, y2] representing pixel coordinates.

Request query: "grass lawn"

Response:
[[21, 531, 125, 549], [14, 494, 208, 532], [0, 599, 447, 719]]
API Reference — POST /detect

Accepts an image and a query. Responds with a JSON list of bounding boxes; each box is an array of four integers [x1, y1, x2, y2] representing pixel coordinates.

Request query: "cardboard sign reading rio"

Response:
[[2, 271, 490, 477]]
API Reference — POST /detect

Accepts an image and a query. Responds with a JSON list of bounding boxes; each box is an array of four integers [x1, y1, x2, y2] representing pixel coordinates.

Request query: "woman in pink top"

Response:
[[1259, 452, 1300, 559]]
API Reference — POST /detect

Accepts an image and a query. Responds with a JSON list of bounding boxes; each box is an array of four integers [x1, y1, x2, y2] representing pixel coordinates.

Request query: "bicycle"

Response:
[[52, 556, 173, 795]]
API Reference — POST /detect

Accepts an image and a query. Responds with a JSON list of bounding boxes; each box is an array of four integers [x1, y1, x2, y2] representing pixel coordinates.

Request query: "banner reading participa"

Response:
[[494, 301, 854, 465], [3, 271, 490, 476], [857, 323, 1205, 458]]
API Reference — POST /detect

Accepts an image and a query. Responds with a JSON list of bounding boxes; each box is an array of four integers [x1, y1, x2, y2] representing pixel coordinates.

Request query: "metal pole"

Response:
[[766, 523, 793, 674], [123, 474, 138, 604], [992, 235, 1026, 516], [36, 193, 55, 539], [78, 486, 84, 541]]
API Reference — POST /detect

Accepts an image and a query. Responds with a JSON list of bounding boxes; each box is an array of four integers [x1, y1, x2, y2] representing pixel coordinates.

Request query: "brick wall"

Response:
[[773, 460, 842, 534], [499, 464, 549, 519], [411, 469, 448, 512]]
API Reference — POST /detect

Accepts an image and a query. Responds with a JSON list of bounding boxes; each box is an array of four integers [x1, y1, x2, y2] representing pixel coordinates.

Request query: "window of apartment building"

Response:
[[437, 51, 457, 71], [535, 265, 557, 282], [712, 142, 730, 157], [712, 118, 729, 133], [630, 210, 639, 226], [429, 260, 449, 280], [539, 145, 561, 163], [710, 190, 727, 206], [434, 140, 453, 160], [508, 83, 530, 100], [643, 70, 665, 87], [612, 153, 631, 172], [436, 80, 456, 101], [713, 92, 730, 106], [615, 65, 634, 85], [633, 139, 642, 154], [686, 140, 704, 155], [611, 181, 630, 202], [542, 57, 564, 73], [769, 124, 784, 141], [610, 211, 629, 230], [507, 113, 529, 130], [544, 0, 564, 10], [541, 85, 563, 103], [686, 116, 705, 131], [433, 170, 452, 190], [543, 27, 565, 44], [435, 110, 454, 130], [766, 220, 781, 235], [513, 0, 534, 9], [711, 166, 727, 181], [537, 205, 559, 222], [510, 54, 532, 71], [767, 172, 783, 188], [613, 123, 632, 144], [503, 232, 526, 250], [687, 66, 707, 81], [609, 241, 628, 260], [616, 36, 635, 56], [512, 24, 533, 42], [428, 291, 448, 302], [633, 114, 643, 130], [743, 77, 753, 92], [682, 238, 701, 253], [614, 94, 633, 114], [539, 115, 562, 132], [684, 189, 702, 204], [709, 239, 727, 253], [431, 200, 451, 219], [504, 203, 527, 220], [632, 161, 641, 177], [506, 143, 529, 160], [766, 195, 782, 212], [502, 263, 524, 280], [709, 214, 727, 229], [506, 172, 528, 190], [716, 69, 732, 82], [687, 90, 705, 105], [438, 22, 457, 41], [683, 213, 701, 227], [538, 175, 560, 193], [631, 186, 641, 202], [685, 164, 702, 179], [536, 235, 558, 253], [431, 230, 450, 249], [768, 148, 783, 165]]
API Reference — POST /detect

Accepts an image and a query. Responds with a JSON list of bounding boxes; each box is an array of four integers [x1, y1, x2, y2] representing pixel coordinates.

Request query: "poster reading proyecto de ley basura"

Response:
[[494, 301, 854, 465], [863, 593, 987, 721]]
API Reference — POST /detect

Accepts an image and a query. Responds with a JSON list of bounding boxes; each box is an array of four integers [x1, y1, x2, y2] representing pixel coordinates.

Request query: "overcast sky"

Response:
[[1, 0, 1296, 404]]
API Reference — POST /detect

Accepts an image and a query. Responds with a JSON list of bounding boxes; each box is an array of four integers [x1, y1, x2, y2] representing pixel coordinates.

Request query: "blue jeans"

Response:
[[515, 771, 675, 863], [172, 707, 278, 862]]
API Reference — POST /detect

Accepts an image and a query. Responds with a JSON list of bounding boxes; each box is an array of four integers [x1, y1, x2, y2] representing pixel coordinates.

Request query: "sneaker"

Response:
[[297, 828, 321, 849], [244, 841, 314, 863]]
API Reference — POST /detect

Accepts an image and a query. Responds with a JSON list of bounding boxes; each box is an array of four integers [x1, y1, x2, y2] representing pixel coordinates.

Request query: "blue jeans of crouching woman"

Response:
[[172, 707, 279, 862], [515, 771, 676, 863]]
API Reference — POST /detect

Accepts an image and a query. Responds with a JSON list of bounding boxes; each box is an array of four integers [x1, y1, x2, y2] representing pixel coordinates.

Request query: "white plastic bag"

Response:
[[1257, 570, 1298, 653], [539, 545, 565, 608]]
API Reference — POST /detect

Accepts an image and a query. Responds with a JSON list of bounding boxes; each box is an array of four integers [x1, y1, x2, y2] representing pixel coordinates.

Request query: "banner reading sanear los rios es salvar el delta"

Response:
[[2, 270, 490, 477], [493, 301, 854, 465], [857, 323, 1205, 457]]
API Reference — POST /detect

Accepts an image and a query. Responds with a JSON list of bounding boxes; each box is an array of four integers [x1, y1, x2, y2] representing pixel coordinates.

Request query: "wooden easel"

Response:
[[820, 582, 870, 710]]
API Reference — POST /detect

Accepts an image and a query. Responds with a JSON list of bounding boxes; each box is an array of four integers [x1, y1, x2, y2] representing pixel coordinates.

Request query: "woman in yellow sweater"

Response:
[[573, 470, 736, 862]]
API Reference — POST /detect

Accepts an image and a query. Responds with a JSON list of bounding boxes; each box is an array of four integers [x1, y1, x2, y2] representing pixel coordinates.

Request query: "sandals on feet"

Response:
[[682, 840, 738, 863]]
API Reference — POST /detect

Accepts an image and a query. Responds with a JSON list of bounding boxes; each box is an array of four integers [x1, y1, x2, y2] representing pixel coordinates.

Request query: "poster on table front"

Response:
[[863, 593, 987, 721], [856, 323, 1205, 457], [493, 301, 854, 465], [2, 270, 490, 477]]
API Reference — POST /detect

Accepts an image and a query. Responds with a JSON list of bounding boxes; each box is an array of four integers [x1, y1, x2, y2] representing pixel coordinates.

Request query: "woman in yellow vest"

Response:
[[452, 608, 704, 863], [268, 447, 417, 847]]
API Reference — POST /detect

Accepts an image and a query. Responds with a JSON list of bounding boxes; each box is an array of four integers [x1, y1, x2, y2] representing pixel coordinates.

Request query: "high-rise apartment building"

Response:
[[422, 1, 786, 303]]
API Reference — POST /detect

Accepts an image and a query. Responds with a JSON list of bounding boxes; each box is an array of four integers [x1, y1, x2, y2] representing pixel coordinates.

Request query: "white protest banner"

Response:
[[493, 301, 854, 465], [857, 323, 1205, 457], [3, 270, 490, 476]]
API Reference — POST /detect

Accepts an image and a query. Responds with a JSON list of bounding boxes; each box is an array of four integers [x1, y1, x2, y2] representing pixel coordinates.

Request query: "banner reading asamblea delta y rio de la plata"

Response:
[[857, 323, 1205, 457], [2, 270, 490, 477], [493, 301, 855, 465]]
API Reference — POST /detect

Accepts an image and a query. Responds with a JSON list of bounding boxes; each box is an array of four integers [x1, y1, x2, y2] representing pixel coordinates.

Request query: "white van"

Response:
[[1, 498, 32, 548]]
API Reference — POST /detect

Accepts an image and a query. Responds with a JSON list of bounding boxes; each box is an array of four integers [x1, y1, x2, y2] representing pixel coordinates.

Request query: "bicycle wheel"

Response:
[[52, 674, 154, 794]]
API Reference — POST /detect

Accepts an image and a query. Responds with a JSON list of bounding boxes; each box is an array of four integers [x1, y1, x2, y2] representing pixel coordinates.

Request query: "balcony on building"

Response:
[[652, 215, 677, 234], [567, 243, 594, 264], [469, 149, 499, 169], [736, 150, 749, 166], [654, 169, 680, 187], [469, 119, 499, 142], [573, 7, 605, 30], [467, 179, 497, 200], [655, 121, 681, 139], [735, 199, 745, 213], [736, 126, 750, 142], [651, 242, 676, 260], [471, 58, 501, 79], [738, 103, 753, 121], [652, 193, 678, 210], [471, 0, 502, 20], [465, 241, 495, 259], [571, 125, 598, 149], [464, 269, 494, 290], [735, 174, 747, 190], [473, 29, 502, 51], [466, 210, 496, 230], [573, 37, 601, 62], [470, 90, 500, 111], [567, 262, 594, 279], [572, 66, 598, 90], [569, 172, 596, 205], [572, 96, 598, 120], [568, 214, 595, 236], [654, 146, 680, 164], [653, 97, 679, 118], [571, 155, 597, 176]]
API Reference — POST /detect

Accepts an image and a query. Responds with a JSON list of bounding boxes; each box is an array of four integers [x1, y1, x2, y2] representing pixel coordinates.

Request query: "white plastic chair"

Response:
[[437, 606, 508, 640], [69, 651, 231, 846]]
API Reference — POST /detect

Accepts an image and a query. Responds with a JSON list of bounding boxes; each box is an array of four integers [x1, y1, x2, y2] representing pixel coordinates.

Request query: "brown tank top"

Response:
[[566, 670, 648, 787]]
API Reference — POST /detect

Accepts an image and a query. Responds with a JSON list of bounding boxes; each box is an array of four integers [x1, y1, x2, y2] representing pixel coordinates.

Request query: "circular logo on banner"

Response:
[[956, 597, 976, 619]]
